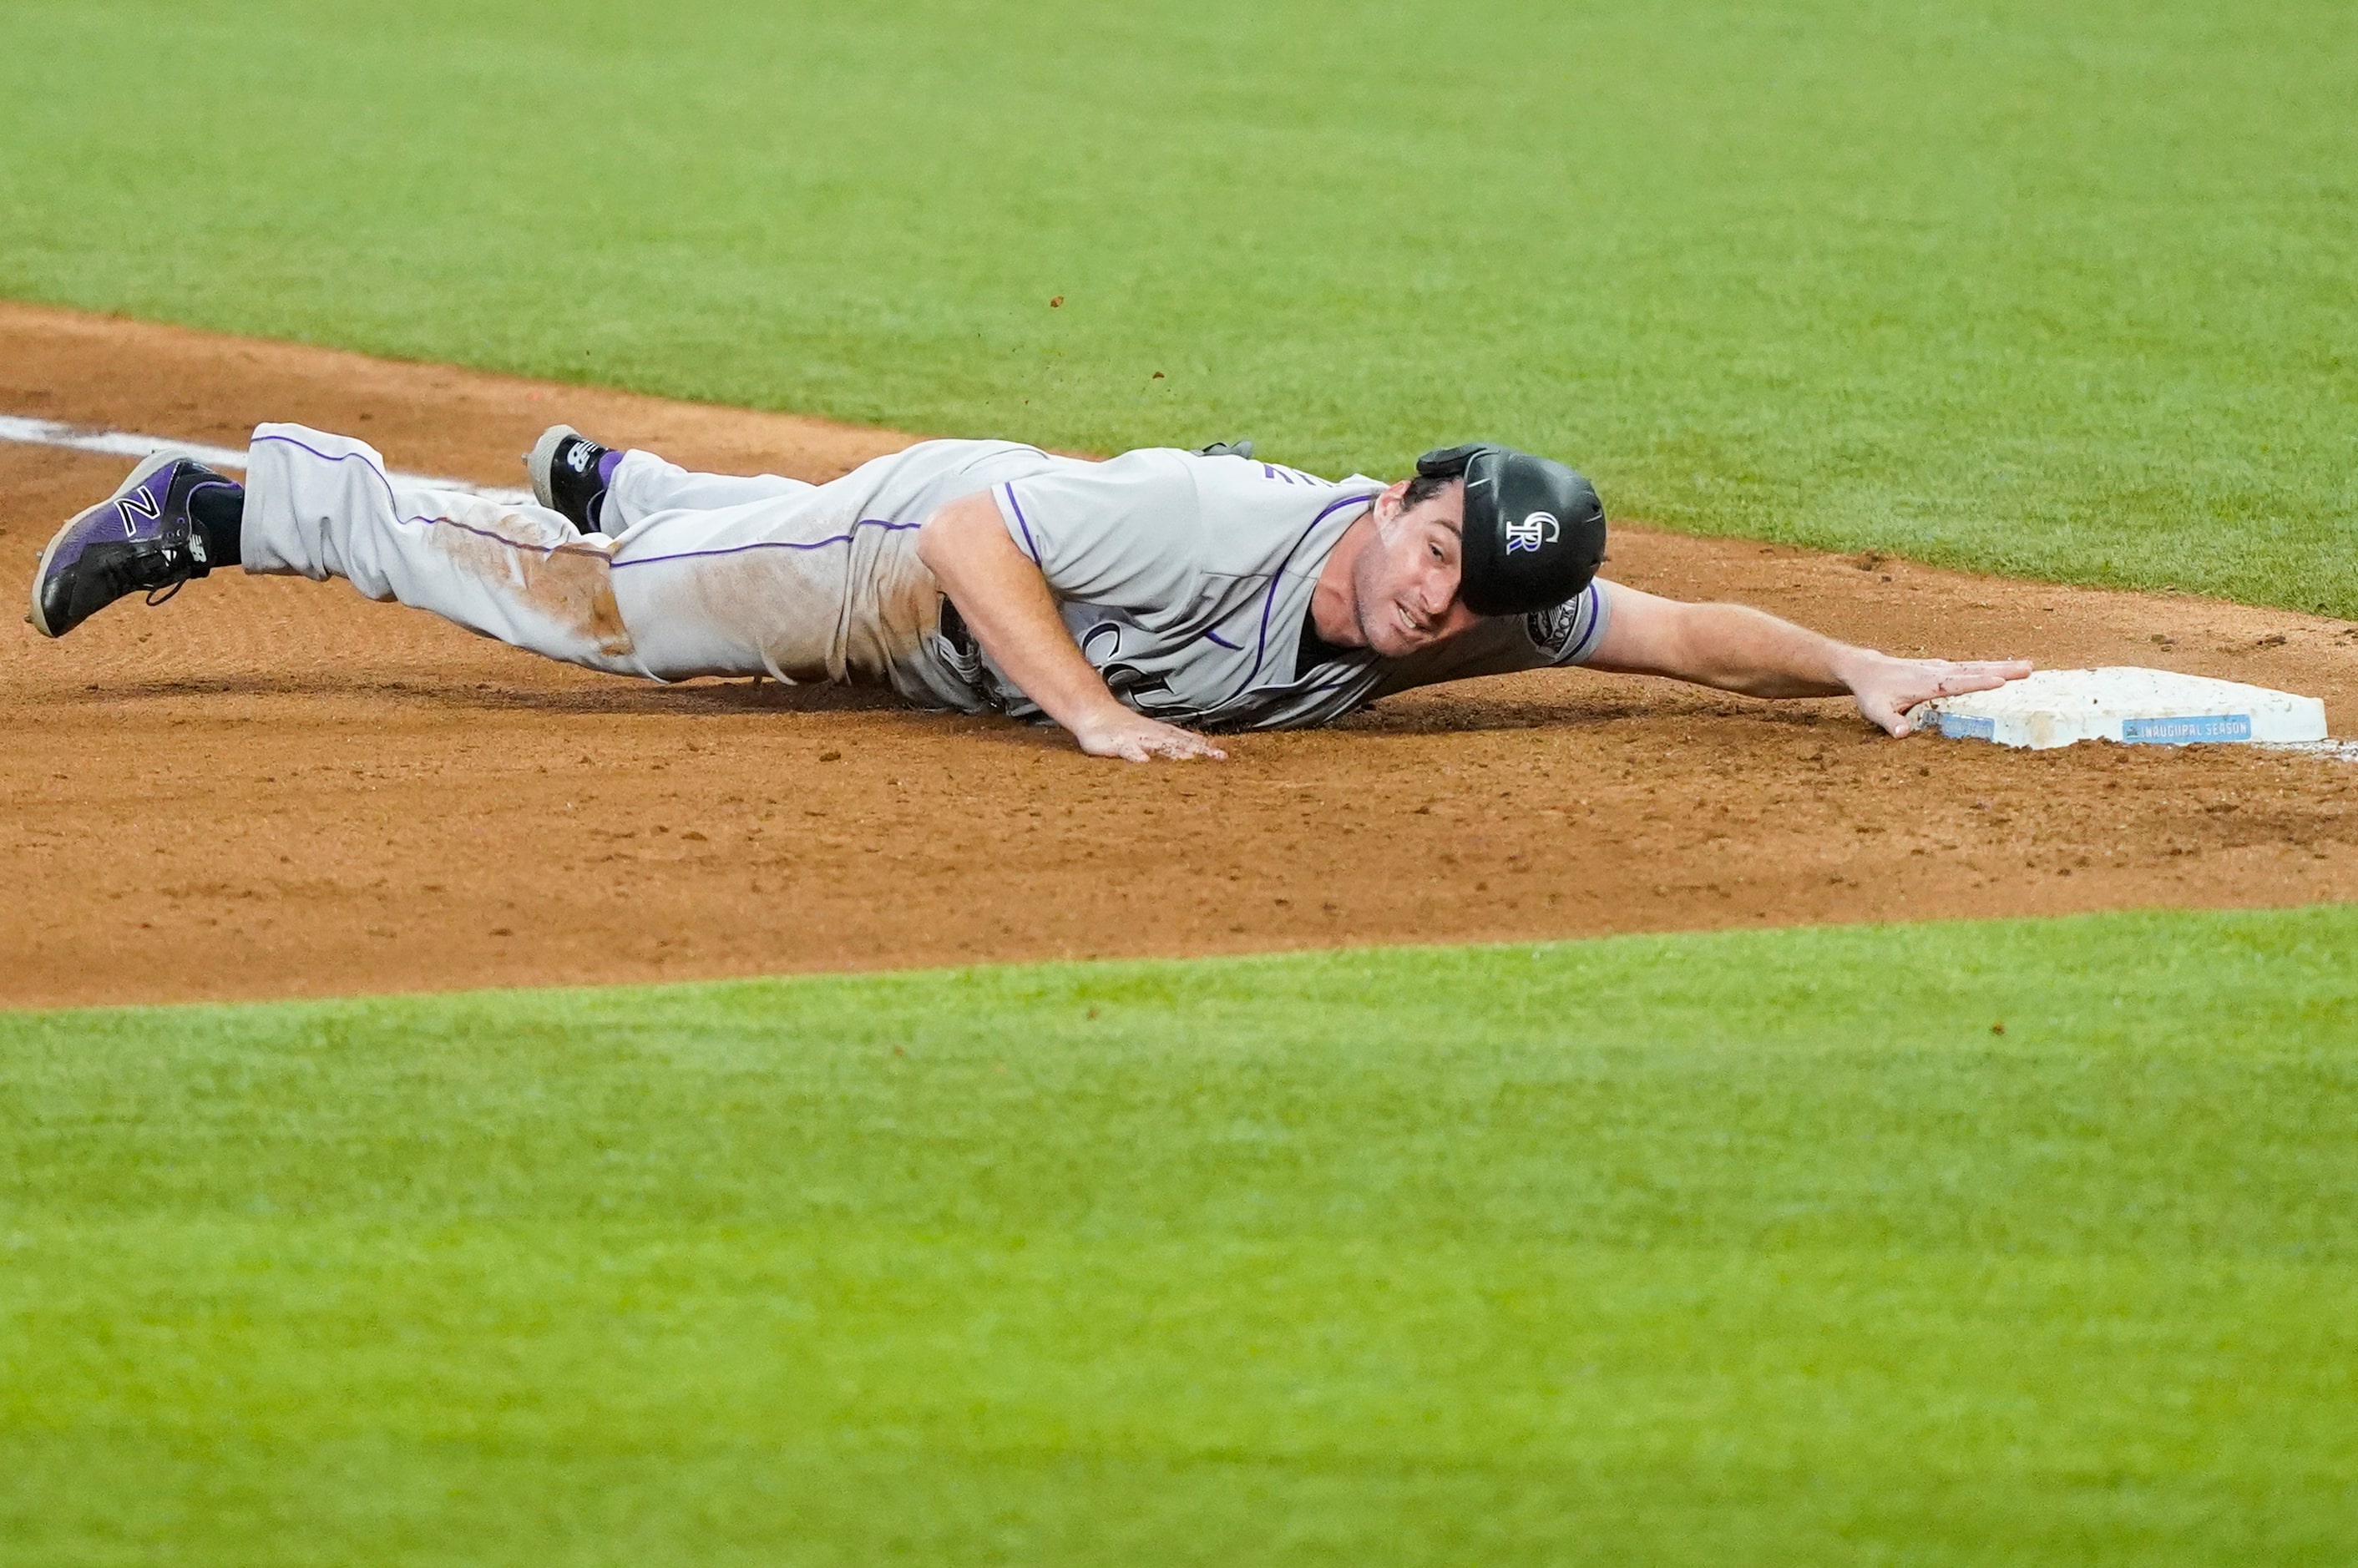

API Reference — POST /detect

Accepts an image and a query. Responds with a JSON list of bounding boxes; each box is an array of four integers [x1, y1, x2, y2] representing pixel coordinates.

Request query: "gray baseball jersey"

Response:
[[964, 446, 1610, 731]]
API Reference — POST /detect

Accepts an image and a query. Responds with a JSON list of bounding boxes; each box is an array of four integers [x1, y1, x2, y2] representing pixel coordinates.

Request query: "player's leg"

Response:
[[239, 424, 647, 671], [33, 423, 905, 689], [606, 449, 817, 530], [27, 429, 637, 668], [251, 424, 857, 681], [527, 424, 817, 536]]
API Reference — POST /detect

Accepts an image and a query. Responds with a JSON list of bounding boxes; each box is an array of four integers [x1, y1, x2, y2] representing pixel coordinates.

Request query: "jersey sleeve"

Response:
[[1520, 583, 1612, 667], [989, 450, 1202, 609], [1368, 580, 1612, 697]]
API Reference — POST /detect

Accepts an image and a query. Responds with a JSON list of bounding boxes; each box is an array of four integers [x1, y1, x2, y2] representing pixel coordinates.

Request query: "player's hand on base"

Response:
[[1071, 710, 1228, 763], [1848, 655, 2033, 736]]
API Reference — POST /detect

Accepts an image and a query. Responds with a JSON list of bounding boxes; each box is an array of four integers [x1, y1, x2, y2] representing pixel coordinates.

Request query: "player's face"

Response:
[[1353, 481, 1483, 656]]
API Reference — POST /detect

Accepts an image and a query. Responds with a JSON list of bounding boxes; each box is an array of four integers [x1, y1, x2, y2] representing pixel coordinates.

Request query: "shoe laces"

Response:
[[107, 540, 199, 604]]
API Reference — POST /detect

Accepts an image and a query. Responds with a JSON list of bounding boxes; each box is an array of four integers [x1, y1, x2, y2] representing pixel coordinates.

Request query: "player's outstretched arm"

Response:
[[916, 494, 1227, 762], [1583, 580, 2032, 736]]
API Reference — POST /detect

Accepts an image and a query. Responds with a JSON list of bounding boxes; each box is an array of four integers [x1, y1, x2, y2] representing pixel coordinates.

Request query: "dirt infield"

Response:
[[6, 301, 2356, 1009]]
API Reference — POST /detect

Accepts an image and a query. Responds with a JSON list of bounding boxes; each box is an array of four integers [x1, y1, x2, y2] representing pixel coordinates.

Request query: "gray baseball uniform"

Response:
[[237, 427, 1606, 730]]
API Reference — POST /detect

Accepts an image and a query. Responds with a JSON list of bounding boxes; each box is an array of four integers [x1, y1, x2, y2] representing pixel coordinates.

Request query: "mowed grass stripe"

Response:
[[3, 906, 2355, 1563], [4, 0, 2354, 615]]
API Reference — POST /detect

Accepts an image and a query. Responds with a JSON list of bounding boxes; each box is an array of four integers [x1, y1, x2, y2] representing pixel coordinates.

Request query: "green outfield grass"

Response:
[[3, 0, 2353, 615], [7, 7, 2355, 1557], [3, 906, 2354, 1564]]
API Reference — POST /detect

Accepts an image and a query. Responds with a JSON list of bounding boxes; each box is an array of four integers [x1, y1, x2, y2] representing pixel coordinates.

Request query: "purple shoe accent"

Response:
[[28, 453, 229, 638], [523, 425, 618, 533], [45, 456, 180, 574], [44, 462, 171, 577]]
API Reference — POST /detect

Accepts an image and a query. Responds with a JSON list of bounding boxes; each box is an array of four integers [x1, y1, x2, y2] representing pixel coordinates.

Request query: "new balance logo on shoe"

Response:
[[119, 487, 163, 534]]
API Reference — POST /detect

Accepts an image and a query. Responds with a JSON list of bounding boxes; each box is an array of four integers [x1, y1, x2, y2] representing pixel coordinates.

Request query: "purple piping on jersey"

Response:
[[1001, 483, 1042, 564], [1217, 488, 1379, 707], [1569, 582, 1607, 664], [612, 520, 918, 570], [1201, 630, 1243, 650]]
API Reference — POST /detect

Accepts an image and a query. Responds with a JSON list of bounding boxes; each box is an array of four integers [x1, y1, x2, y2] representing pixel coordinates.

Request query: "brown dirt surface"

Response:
[[6, 301, 2356, 1010]]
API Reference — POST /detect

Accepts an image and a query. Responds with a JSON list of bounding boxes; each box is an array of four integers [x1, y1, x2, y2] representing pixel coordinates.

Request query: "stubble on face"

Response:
[[1351, 494, 1462, 658], [1351, 534, 1418, 656]]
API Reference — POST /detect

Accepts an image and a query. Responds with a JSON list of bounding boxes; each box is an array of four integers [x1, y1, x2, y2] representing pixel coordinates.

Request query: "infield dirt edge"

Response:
[[5, 300, 2356, 1009]]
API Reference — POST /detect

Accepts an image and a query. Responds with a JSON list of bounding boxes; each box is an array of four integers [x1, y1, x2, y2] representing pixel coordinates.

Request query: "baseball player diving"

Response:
[[28, 423, 2030, 758]]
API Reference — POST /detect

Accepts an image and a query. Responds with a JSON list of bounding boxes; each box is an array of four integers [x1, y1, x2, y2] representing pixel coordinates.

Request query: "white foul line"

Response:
[[0, 414, 534, 505]]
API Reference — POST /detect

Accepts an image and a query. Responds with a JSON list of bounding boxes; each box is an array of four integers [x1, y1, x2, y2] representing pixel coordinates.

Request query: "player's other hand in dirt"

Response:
[[1841, 654, 2034, 736], [1071, 710, 1228, 763]]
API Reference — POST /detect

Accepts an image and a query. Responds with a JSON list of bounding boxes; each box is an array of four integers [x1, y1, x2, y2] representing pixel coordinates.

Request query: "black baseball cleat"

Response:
[[527, 424, 619, 534], [28, 453, 234, 639]]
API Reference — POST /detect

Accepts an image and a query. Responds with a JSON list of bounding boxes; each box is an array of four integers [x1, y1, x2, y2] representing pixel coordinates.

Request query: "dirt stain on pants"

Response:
[[433, 517, 635, 660]]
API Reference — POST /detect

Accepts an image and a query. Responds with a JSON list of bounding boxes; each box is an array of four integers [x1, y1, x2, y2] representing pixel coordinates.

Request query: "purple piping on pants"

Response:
[[611, 521, 920, 569], [252, 432, 611, 559], [255, 432, 921, 570], [427, 513, 612, 559], [1202, 630, 1243, 650], [254, 433, 408, 513]]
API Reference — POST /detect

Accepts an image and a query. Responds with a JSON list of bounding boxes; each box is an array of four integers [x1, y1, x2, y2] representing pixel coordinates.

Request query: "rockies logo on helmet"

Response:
[[1503, 509, 1560, 556]]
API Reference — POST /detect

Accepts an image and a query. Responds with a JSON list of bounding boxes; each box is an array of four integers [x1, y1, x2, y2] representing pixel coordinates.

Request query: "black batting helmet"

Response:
[[1416, 443, 1607, 617]]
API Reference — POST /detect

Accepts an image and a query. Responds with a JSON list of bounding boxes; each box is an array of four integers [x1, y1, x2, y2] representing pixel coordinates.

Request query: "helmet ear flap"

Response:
[[1415, 443, 1487, 479]]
